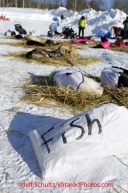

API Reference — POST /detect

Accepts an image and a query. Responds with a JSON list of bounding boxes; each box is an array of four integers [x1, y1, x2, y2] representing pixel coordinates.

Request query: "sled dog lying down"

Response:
[[58, 45, 78, 56], [49, 68, 103, 96], [78, 76, 103, 95]]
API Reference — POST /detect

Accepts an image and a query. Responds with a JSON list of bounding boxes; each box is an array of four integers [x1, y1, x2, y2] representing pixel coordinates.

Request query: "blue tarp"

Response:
[[7, 29, 11, 32], [97, 31, 105, 37], [97, 31, 111, 38]]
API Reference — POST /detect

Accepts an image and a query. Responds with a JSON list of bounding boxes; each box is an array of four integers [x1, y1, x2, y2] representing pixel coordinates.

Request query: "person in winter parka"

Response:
[[122, 16, 128, 40], [78, 16, 86, 38], [49, 21, 59, 37]]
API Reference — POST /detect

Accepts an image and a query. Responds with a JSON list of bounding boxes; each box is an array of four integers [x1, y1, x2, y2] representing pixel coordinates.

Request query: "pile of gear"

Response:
[[48, 26, 77, 39]]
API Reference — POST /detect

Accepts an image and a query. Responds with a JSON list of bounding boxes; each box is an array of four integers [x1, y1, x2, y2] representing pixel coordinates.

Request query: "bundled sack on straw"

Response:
[[29, 103, 128, 178], [49, 68, 103, 95]]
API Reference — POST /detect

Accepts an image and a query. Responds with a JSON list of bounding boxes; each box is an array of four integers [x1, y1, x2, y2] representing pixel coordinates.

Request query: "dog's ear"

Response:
[[69, 46, 72, 52]]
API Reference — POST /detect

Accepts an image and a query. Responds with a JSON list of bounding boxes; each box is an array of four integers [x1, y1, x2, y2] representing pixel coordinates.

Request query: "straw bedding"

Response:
[[0, 37, 102, 66], [3, 36, 128, 114], [3, 36, 128, 54], [22, 76, 128, 114], [1, 50, 101, 67]]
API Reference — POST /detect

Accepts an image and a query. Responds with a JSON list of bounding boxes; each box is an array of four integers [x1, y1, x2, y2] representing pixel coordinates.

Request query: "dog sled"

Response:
[[110, 37, 128, 48], [72, 36, 93, 44], [14, 23, 27, 35], [47, 26, 77, 39]]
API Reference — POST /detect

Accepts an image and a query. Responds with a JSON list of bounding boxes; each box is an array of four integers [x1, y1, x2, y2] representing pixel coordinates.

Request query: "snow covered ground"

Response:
[[0, 7, 128, 193]]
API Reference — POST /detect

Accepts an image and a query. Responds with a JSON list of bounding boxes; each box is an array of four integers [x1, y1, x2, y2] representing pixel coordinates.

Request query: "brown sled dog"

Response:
[[26, 48, 52, 59], [57, 45, 78, 56]]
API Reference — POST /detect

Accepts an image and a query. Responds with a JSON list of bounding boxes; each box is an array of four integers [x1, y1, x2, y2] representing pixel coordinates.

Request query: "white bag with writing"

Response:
[[29, 103, 128, 178]]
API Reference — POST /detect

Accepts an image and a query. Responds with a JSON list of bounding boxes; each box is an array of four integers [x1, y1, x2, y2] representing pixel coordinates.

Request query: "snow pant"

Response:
[[122, 29, 128, 39], [112, 26, 118, 37], [78, 27, 85, 38]]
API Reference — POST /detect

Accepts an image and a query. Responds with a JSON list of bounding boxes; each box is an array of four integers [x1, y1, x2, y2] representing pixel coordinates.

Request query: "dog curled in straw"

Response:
[[49, 68, 103, 96], [57, 45, 78, 56]]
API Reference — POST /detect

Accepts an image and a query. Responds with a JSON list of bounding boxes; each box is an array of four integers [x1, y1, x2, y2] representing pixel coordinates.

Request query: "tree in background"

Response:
[[113, 0, 121, 9], [113, 0, 128, 13], [41, 0, 48, 9], [89, 0, 99, 11], [0, 0, 97, 10], [0, 0, 127, 14], [122, 0, 128, 14], [66, 0, 88, 11]]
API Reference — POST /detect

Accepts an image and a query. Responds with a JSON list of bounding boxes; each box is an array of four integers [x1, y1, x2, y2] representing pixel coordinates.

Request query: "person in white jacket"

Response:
[[49, 21, 59, 37]]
